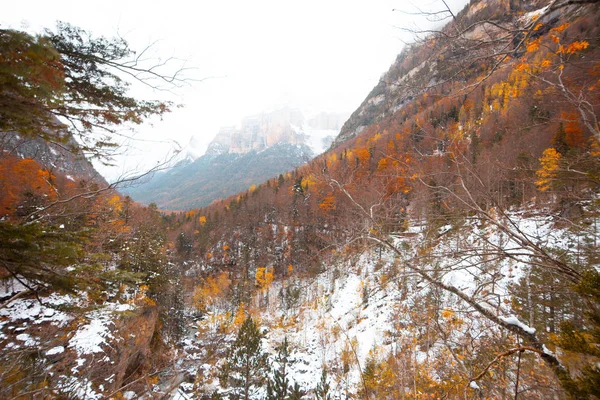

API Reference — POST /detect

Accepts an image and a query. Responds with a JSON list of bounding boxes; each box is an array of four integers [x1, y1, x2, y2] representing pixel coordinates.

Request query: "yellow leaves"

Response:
[[255, 266, 274, 291], [249, 184, 257, 193], [198, 215, 207, 226], [147, 375, 159, 385], [377, 158, 389, 171], [303, 173, 317, 188], [287, 264, 294, 275], [233, 302, 247, 327], [591, 141, 600, 158], [372, 132, 382, 142], [515, 63, 530, 72], [535, 147, 562, 191], [107, 195, 123, 213], [193, 272, 231, 312], [441, 309, 455, 319], [222, 244, 230, 252]]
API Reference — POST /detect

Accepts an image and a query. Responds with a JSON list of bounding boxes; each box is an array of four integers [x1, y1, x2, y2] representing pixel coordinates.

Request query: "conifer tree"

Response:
[[221, 316, 268, 400], [554, 270, 600, 398], [267, 337, 290, 399], [266, 337, 305, 400], [315, 367, 331, 400], [287, 383, 305, 400]]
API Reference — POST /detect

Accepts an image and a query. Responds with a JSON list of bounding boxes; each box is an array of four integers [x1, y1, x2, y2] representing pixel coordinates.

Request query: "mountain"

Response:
[[160, 0, 600, 398], [1, 128, 106, 184], [197, 107, 346, 158], [123, 143, 312, 210], [3, 1, 600, 399], [124, 107, 347, 210]]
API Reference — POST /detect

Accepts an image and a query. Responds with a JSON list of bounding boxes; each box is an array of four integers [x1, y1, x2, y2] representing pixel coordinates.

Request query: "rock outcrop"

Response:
[[206, 107, 305, 155]]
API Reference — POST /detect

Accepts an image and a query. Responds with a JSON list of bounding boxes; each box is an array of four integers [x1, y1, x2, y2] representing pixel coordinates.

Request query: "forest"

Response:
[[1, 0, 600, 399]]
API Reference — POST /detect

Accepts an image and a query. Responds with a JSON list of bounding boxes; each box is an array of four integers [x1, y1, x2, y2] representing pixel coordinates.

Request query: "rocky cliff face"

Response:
[[1, 130, 106, 184], [125, 107, 349, 210], [332, 0, 543, 149], [206, 107, 306, 155]]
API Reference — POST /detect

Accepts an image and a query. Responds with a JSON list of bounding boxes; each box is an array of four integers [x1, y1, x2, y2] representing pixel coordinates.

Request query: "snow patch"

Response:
[[500, 315, 536, 335], [69, 311, 114, 355], [47, 346, 65, 355]]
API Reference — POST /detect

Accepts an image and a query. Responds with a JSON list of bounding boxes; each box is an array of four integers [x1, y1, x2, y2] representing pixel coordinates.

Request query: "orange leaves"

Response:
[[560, 40, 589, 55], [551, 23, 569, 34], [561, 111, 586, 148], [377, 158, 389, 171], [356, 147, 371, 164], [540, 59, 552, 69], [184, 209, 197, 219], [0, 156, 58, 218], [526, 38, 541, 53], [198, 215, 207, 226], [515, 63, 530, 72], [319, 195, 337, 212]]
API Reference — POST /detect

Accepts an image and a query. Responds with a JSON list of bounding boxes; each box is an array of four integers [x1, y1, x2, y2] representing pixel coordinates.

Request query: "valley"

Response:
[[1, 0, 600, 399]]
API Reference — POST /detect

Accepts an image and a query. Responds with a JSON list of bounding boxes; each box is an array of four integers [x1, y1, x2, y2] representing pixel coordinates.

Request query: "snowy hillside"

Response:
[[169, 207, 593, 398]]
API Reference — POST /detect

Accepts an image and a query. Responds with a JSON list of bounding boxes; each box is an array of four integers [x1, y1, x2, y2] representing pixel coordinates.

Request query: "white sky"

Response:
[[2, 0, 469, 181]]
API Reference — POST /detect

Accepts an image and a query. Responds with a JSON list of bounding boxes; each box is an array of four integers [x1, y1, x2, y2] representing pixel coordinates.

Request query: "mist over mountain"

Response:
[[124, 107, 348, 209]]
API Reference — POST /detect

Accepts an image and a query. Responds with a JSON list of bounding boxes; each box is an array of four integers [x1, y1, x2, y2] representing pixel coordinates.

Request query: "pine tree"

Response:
[[315, 367, 331, 400], [552, 122, 569, 155], [267, 337, 290, 399], [221, 316, 268, 400], [287, 383, 305, 400], [266, 337, 306, 400], [555, 270, 600, 398]]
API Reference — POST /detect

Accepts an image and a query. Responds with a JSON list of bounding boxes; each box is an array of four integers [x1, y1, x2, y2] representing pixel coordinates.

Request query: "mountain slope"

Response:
[[1, 128, 106, 184], [162, 0, 600, 398], [125, 108, 347, 210], [125, 143, 313, 210]]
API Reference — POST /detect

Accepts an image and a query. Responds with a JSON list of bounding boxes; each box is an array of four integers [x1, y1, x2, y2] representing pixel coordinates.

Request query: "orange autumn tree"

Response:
[[1, 22, 180, 298], [0, 156, 57, 219]]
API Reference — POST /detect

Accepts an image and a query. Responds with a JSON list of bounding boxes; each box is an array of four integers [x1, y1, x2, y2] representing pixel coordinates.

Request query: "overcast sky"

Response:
[[2, 0, 469, 181]]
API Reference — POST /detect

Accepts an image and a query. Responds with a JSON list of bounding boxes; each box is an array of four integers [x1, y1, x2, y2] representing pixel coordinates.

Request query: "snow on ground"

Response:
[[174, 210, 598, 398], [69, 311, 115, 355], [301, 127, 337, 156], [0, 286, 144, 398]]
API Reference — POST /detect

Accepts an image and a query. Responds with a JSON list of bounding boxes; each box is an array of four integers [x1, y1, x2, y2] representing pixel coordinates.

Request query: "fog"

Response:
[[2, 0, 469, 181]]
